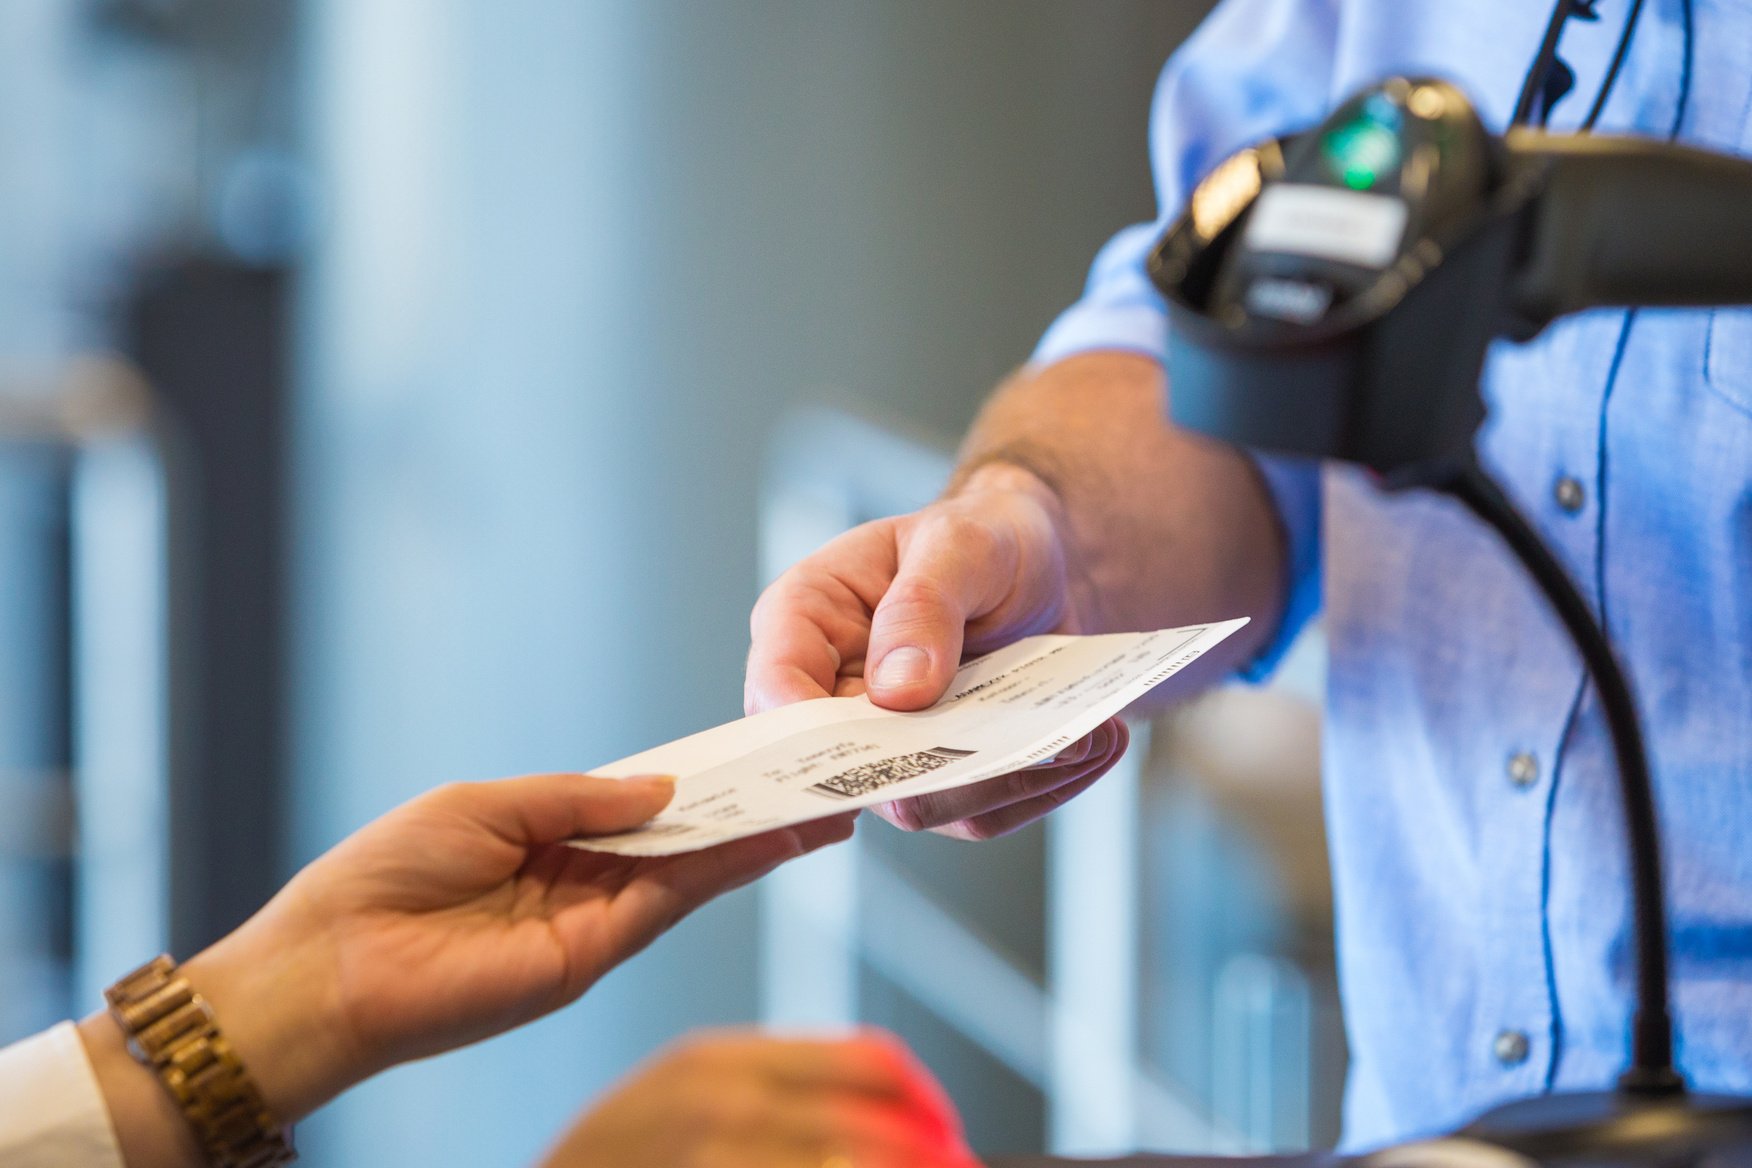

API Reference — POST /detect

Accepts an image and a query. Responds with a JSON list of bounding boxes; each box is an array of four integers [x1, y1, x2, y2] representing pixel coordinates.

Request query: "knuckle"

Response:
[[743, 672, 786, 716], [883, 573, 955, 615], [749, 575, 805, 632], [1002, 766, 1037, 805], [911, 795, 962, 830], [1060, 733, 1098, 764], [879, 797, 931, 833], [915, 509, 999, 561], [1042, 775, 1094, 811], [1002, 767, 1050, 806], [951, 817, 1002, 842], [748, 587, 776, 635]]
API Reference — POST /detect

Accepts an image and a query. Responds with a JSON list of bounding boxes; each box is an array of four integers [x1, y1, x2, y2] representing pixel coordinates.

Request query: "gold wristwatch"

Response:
[[105, 955, 297, 1168]]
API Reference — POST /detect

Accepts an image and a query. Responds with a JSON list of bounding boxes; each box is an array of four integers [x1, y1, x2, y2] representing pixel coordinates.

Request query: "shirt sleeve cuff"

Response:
[[1032, 297, 1170, 369], [0, 1021, 127, 1168], [1235, 452, 1323, 684]]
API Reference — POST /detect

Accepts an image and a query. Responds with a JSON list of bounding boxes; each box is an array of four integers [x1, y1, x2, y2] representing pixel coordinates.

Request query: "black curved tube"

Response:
[[1437, 465, 1680, 1092]]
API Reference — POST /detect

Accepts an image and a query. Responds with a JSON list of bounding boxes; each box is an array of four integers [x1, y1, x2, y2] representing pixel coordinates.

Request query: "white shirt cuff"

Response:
[[0, 1021, 127, 1168]]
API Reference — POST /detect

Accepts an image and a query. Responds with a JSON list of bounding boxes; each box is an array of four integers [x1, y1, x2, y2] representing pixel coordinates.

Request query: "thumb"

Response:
[[865, 522, 1002, 711], [432, 772, 676, 847]]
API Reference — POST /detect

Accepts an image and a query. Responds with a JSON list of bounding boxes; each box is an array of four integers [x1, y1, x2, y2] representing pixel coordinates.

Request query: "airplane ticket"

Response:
[[570, 619, 1248, 857]]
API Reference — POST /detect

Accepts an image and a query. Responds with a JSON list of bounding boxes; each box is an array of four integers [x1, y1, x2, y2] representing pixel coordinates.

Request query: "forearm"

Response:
[[949, 349, 1287, 672], [74, 916, 357, 1168]]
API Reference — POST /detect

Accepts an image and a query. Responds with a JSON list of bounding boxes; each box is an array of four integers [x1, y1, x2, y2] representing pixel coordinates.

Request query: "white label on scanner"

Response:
[[1244, 184, 1409, 269]]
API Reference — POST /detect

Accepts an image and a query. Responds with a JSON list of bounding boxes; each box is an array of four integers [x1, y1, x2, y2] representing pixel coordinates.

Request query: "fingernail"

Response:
[[625, 774, 675, 790], [872, 646, 930, 690]]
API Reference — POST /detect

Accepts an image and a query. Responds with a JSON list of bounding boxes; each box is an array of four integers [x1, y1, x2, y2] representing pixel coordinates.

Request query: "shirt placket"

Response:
[[1468, 310, 1624, 1106]]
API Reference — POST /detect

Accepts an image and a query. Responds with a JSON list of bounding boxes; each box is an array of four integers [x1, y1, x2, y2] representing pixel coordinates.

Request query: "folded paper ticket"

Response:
[[571, 619, 1248, 856]]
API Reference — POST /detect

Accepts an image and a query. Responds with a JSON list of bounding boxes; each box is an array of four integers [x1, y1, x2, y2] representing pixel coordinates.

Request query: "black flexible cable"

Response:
[[1435, 465, 1681, 1090], [1513, 0, 1582, 126], [1499, 0, 1681, 1090], [1515, 0, 1646, 132], [1581, 0, 1648, 129], [1668, 0, 1696, 140]]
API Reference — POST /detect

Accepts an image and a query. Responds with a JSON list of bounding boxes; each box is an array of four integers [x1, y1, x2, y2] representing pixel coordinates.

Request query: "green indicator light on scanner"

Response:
[[1323, 119, 1402, 190]]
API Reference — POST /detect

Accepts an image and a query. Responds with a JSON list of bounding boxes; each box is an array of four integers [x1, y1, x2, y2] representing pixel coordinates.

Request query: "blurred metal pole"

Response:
[[0, 358, 173, 1016], [1049, 726, 1145, 1153], [122, 259, 292, 956], [0, 430, 75, 1040], [1212, 954, 1313, 1151]]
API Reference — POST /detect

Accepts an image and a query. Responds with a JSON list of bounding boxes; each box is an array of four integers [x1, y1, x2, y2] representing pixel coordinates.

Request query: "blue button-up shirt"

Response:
[[1035, 0, 1752, 1150]]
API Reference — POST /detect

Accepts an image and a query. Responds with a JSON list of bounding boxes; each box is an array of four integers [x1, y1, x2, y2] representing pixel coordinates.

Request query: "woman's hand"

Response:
[[172, 774, 853, 1123], [537, 1029, 982, 1168]]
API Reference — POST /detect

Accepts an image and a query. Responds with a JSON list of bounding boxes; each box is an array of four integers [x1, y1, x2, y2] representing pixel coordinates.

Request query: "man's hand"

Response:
[[109, 774, 852, 1136], [746, 350, 1290, 839], [537, 1029, 981, 1168], [747, 459, 1128, 839]]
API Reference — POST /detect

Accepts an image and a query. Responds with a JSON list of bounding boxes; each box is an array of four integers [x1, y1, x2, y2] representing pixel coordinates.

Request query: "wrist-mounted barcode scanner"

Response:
[[1150, 76, 1752, 479]]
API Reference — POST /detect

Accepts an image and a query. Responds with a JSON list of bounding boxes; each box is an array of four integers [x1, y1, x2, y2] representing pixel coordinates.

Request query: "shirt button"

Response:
[[1554, 475, 1586, 514], [1493, 1029, 1532, 1067], [1507, 752, 1540, 789]]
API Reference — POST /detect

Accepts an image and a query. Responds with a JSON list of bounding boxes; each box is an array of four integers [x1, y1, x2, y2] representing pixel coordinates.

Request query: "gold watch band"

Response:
[[105, 955, 297, 1168]]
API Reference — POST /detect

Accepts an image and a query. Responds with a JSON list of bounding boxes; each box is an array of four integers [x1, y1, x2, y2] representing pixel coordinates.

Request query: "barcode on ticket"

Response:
[[806, 746, 977, 800]]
